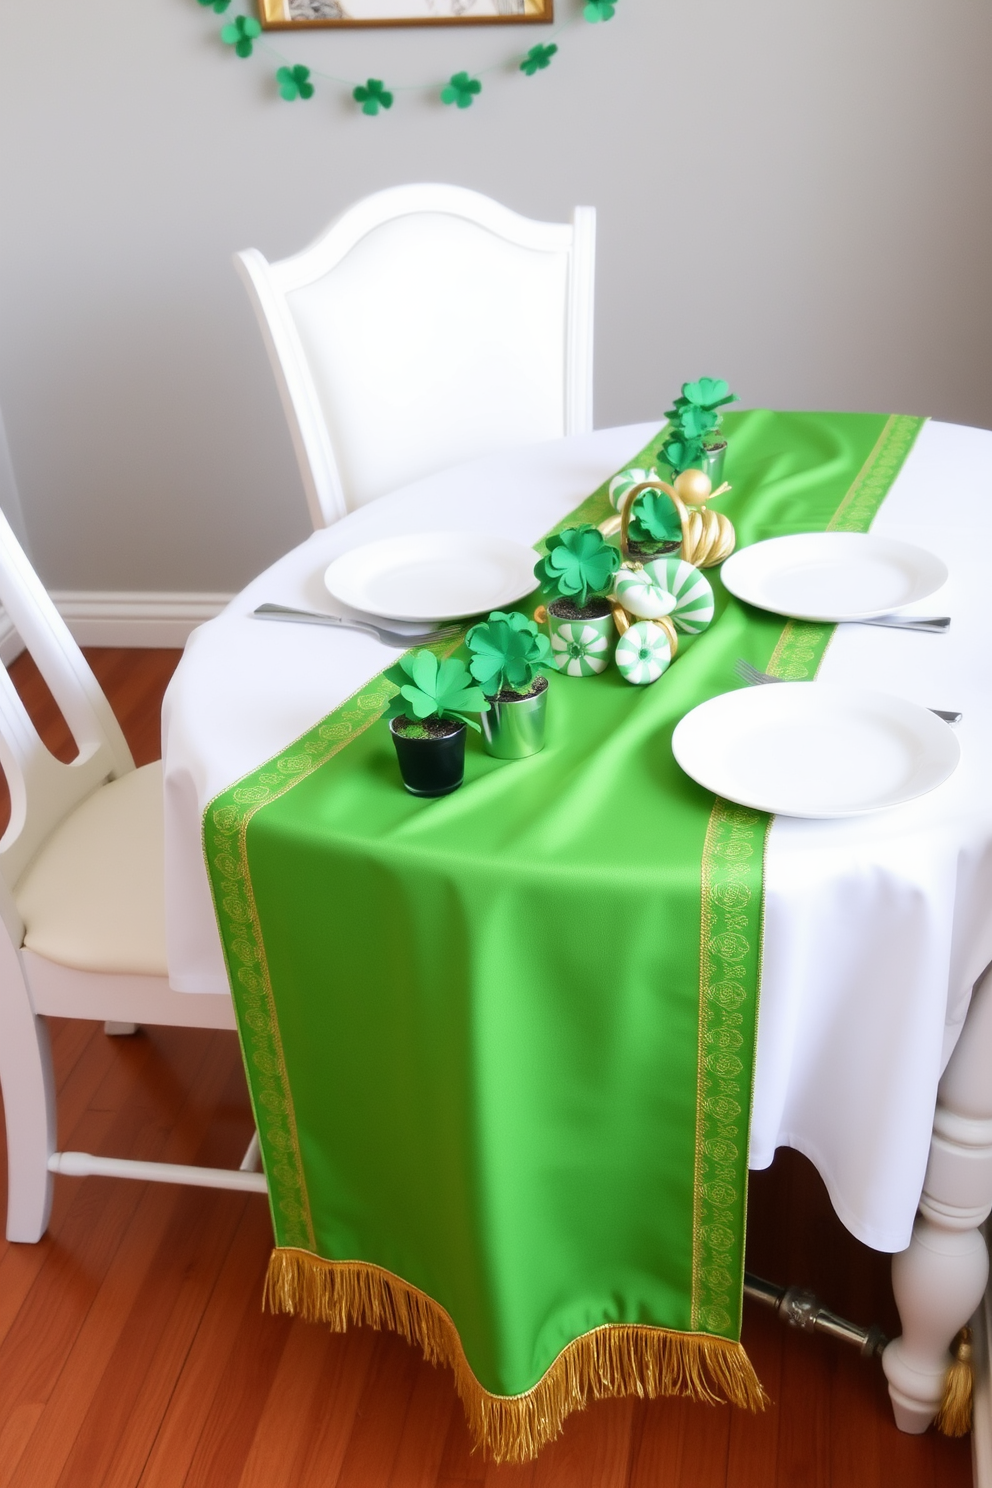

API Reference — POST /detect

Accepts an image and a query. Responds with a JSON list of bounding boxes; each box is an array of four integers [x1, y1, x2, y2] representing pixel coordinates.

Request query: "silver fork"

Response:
[[252, 603, 462, 647], [734, 658, 962, 724]]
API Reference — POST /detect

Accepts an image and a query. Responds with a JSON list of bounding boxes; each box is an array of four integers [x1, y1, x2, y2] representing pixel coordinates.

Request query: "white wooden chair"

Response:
[[235, 183, 596, 529], [0, 508, 264, 1243]]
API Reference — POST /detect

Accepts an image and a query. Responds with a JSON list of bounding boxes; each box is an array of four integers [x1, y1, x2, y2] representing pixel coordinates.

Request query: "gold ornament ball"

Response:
[[673, 469, 713, 507]]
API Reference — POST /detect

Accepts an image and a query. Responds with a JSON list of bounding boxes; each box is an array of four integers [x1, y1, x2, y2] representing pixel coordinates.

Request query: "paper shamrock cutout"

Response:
[[536, 525, 621, 608], [353, 78, 393, 115], [466, 611, 555, 697], [521, 44, 558, 75], [198, 0, 231, 13], [221, 15, 261, 56], [584, 0, 616, 19], [277, 65, 314, 100], [683, 377, 736, 411], [441, 72, 482, 108], [385, 651, 489, 732], [628, 490, 682, 546], [661, 376, 738, 474], [659, 434, 706, 477]]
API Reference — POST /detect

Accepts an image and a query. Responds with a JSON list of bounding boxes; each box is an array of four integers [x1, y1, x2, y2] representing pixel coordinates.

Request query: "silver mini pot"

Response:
[[480, 683, 548, 760], [702, 441, 727, 488]]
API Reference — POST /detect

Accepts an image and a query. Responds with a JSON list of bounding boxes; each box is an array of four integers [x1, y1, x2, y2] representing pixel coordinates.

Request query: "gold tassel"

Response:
[[935, 1327, 973, 1437], [264, 1248, 767, 1463]]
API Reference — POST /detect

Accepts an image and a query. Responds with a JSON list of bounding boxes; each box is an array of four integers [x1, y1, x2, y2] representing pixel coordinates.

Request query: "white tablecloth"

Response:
[[161, 418, 992, 1253]]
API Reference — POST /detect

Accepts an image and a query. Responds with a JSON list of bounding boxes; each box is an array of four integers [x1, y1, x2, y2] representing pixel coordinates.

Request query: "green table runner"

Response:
[[205, 411, 923, 1461]]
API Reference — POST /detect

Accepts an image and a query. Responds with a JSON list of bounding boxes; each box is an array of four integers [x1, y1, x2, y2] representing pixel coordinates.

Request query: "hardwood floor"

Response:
[[0, 648, 974, 1487]]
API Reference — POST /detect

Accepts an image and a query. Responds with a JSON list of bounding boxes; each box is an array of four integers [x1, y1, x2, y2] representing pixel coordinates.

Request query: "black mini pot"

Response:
[[389, 717, 466, 797]]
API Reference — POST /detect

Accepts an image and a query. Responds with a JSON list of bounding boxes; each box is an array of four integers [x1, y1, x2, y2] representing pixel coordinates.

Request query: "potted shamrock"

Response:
[[534, 525, 621, 676], [385, 650, 489, 797], [660, 377, 738, 488], [465, 610, 556, 760]]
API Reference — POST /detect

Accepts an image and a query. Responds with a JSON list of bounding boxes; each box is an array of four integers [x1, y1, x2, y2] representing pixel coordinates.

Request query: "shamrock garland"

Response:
[[194, 0, 619, 115], [441, 72, 482, 109]]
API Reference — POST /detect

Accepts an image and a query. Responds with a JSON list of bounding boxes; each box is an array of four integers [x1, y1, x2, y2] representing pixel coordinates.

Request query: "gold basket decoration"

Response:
[[601, 470, 735, 569]]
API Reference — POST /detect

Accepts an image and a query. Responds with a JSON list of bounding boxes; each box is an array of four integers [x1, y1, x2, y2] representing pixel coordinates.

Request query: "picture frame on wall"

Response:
[[258, 0, 553, 26]]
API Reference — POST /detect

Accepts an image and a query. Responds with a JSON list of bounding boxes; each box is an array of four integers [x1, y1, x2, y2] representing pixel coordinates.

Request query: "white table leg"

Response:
[[883, 964, 992, 1432]]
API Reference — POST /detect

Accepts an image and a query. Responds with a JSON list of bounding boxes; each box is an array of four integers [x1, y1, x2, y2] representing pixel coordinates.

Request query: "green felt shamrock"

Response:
[[520, 43, 558, 75], [465, 611, 555, 697], [385, 651, 489, 732], [584, 0, 616, 19], [536, 525, 621, 609], [353, 78, 393, 115], [441, 72, 482, 108], [220, 14, 261, 56], [628, 490, 683, 547], [198, 0, 231, 13], [277, 65, 314, 100]]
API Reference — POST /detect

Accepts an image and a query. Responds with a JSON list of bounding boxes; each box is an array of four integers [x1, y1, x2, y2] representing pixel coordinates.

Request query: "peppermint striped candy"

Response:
[[640, 557, 714, 634], [549, 621, 611, 676], [613, 566, 679, 621], [615, 621, 672, 686], [608, 466, 659, 513]]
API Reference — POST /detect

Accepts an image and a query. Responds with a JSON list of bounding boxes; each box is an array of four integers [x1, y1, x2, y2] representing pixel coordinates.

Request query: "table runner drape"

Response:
[[204, 411, 923, 1460]]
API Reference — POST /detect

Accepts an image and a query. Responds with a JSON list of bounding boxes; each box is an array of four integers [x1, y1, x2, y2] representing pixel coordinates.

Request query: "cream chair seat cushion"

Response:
[[14, 761, 168, 977]]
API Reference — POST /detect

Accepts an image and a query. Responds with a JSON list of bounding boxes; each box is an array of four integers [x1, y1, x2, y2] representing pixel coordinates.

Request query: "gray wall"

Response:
[[0, 0, 989, 593]]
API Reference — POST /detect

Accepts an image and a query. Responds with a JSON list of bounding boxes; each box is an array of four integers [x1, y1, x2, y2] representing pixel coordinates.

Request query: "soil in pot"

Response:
[[547, 597, 613, 622], [389, 714, 466, 797], [626, 538, 681, 561]]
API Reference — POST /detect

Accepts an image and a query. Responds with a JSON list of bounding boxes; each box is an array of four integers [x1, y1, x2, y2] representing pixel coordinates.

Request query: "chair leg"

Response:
[[0, 953, 56, 1242]]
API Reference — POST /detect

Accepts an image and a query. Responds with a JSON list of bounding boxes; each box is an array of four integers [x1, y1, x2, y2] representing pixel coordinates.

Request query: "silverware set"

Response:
[[734, 658, 962, 724], [252, 603, 461, 647]]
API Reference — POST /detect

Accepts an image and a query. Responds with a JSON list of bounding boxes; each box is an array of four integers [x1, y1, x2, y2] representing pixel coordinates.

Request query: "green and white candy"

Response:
[[549, 621, 611, 676], [614, 566, 679, 621], [608, 466, 659, 513], [644, 557, 714, 633], [616, 557, 714, 633], [615, 621, 673, 686]]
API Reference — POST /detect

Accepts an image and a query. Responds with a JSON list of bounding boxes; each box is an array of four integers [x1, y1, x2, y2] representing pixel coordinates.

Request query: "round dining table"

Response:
[[161, 416, 992, 1435]]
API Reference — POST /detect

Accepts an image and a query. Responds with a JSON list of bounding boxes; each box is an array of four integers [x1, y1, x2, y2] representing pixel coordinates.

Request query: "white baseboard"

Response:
[[0, 591, 233, 664], [57, 592, 233, 649]]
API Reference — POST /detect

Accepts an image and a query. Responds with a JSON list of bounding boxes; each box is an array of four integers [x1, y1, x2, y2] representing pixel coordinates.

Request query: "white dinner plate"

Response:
[[671, 684, 959, 818], [720, 532, 947, 621], [323, 531, 537, 622]]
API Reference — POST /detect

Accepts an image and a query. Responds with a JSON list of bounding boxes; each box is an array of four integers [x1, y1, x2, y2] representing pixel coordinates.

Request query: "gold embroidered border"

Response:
[[826, 413, 925, 533], [692, 802, 767, 1335], [691, 411, 926, 1329], [764, 414, 926, 681], [204, 672, 400, 1249]]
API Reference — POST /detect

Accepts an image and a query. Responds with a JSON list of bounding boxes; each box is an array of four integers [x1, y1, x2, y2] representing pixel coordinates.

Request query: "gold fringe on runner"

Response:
[[264, 1248, 767, 1463], [935, 1327, 973, 1437]]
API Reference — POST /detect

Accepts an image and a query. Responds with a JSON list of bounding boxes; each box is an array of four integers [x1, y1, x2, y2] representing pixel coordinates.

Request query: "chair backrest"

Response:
[[235, 184, 596, 529], [0, 507, 133, 893]]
